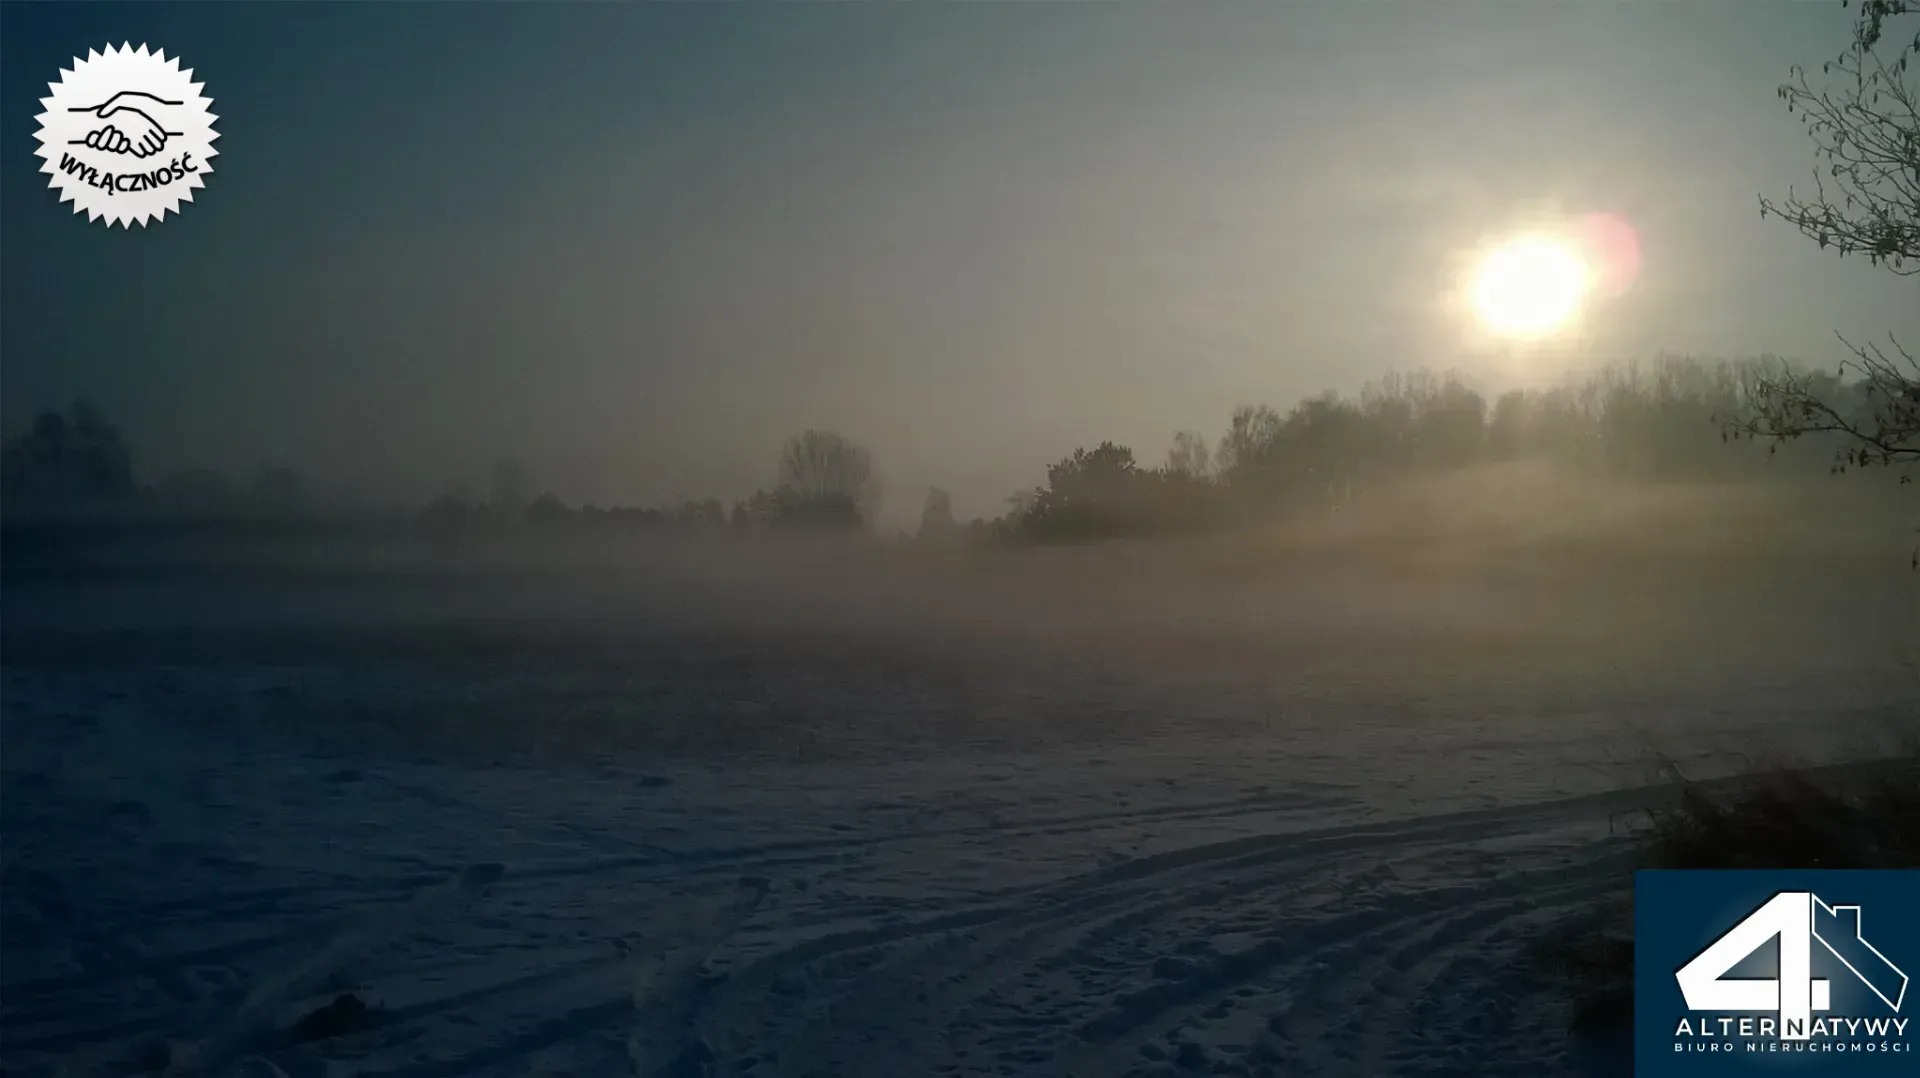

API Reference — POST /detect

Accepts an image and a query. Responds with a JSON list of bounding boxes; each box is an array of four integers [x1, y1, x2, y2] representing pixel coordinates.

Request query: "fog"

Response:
[[8, 463, 1912, 767]]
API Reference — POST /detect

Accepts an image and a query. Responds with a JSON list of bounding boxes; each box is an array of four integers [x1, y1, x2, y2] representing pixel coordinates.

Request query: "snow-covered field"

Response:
[[4, 517, 1915, 1077]]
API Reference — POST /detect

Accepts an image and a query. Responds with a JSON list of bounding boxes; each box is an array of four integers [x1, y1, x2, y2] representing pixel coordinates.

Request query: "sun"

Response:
[[1469, 235, 1591, 339]]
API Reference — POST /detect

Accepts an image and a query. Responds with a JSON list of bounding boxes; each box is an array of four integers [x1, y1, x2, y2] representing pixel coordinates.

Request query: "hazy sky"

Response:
[[4, 2, 1916, 521]]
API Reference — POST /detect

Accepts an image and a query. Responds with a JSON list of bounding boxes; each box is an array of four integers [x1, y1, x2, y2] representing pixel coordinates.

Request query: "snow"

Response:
[[3, 533, 1914, 1077]]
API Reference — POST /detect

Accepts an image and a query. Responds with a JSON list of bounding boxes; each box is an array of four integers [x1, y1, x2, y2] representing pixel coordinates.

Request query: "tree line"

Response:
[[981, 356, 1892, 544], [1, 417, 883, 541], [0, 354, 1897, 548]]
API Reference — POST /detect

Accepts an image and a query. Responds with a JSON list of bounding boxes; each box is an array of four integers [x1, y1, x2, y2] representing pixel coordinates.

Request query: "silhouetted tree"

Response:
[[774, 430, 876, 532], [489, 457, 532, 516], [1734, 2, 1919, 491], [1166, 431, 1213, 479], [677, 497, 727, 532], [2, 412, 73, 503], [1584, 357, 1760, 479], [68, 400, 135, 495], [1760, 1, 1918, 273], [1216, 404, 1286, 496], [731, 488, 781, 538], [771, 490, 864, 533], [1412, 375, 1489, 470], [1487, 390, 1531, 462], [525, 492, 571, 524], [1, 400, 135, 505], [1215, 393, 1372, 508], [1733, 347, 1918, 476], [1020, 442, 1141, 540], [1282, 392, 1370, 505], [917, 486, 956, 542]]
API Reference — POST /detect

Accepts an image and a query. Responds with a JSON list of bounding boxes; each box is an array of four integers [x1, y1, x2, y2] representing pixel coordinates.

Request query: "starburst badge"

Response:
[[34, 43, 220, 228]]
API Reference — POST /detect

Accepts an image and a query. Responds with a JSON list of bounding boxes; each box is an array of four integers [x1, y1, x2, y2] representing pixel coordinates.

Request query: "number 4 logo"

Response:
[[1676, 891, 1909, 1041]]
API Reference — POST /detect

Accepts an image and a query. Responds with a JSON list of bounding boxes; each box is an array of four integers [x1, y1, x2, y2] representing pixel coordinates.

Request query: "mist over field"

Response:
[[6, 454, 1917, 1075], [7, 457, 1915, 818]]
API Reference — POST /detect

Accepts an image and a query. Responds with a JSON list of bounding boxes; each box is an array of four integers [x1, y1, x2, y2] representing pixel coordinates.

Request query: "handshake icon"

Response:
[[67, 91, 184, 159]]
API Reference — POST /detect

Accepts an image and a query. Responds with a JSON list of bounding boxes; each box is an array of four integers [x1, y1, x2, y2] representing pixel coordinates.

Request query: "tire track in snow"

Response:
[[690, 797, 1642, 1077], [3, 783, 1651, 1078], [1333, 880, 1599, 1077], [1246, 862, 1632, 1078], [1043, 853, 1629, 1076], [749, 815, 1551, 1076], [278, 794, 1603, 1078], [4, 783, 1346, 960]]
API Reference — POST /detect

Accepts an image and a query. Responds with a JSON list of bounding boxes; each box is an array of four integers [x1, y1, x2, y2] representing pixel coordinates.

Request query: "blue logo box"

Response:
[[1635, 870, 1919, 1076]]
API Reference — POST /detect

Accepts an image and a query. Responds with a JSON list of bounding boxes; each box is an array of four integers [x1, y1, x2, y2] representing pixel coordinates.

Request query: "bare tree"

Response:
[[775, 429, 878, 531], [1731, 340, 1919, 477], [1731, 2, 1920, 505], [1, 400, 135, 505], [1760, 2, 1919, 272], [1166, 430, 1213, 479]]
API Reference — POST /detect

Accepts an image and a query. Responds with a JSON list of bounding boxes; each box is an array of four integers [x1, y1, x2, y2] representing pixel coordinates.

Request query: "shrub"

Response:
[[1543, 755, 1920, 1035]]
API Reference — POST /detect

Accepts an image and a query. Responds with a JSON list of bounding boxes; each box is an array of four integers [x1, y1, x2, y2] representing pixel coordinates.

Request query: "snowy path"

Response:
[[0, 664, 1707, 1078]]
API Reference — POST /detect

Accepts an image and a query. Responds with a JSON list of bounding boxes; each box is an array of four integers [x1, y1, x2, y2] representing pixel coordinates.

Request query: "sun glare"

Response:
[[1469, 235, 1591, 339]]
